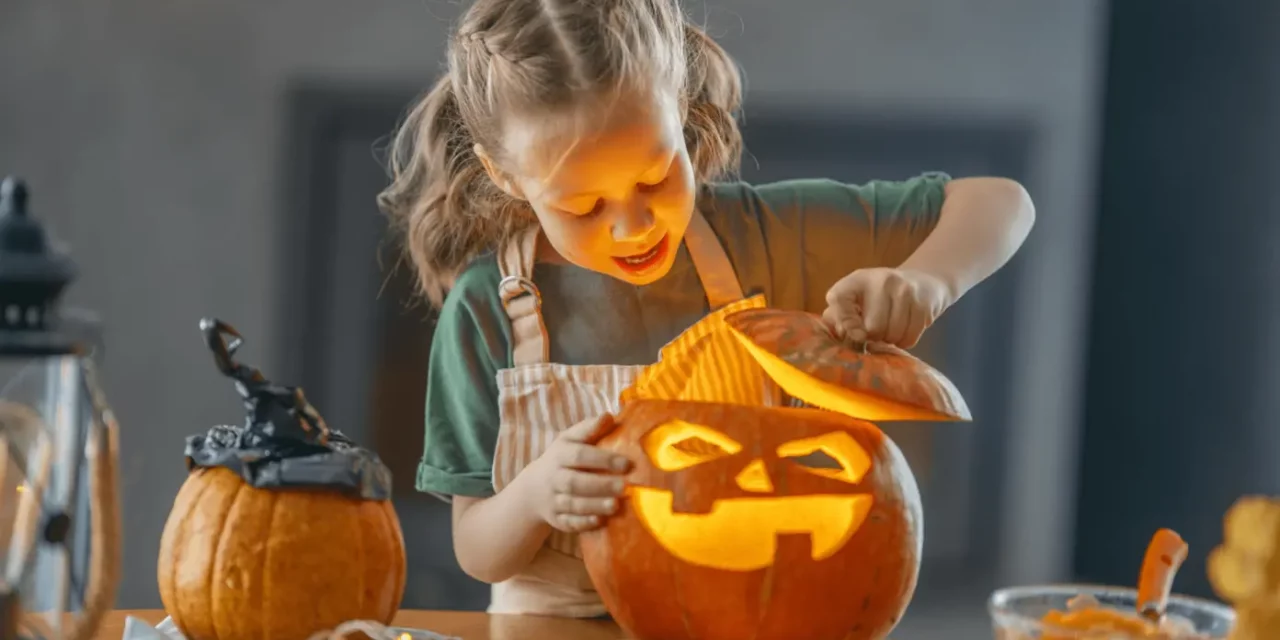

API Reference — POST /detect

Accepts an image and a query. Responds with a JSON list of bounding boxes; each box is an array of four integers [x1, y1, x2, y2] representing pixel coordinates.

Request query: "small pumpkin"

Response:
[[157, 319, 406, 640], [581, 308, 968, 640]]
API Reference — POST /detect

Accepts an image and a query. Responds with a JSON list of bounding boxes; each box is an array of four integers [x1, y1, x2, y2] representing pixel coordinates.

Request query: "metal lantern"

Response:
[[0, 177, 121, 640]]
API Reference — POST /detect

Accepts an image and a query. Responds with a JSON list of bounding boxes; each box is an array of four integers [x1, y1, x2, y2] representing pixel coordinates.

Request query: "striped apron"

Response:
[[488, 209, 770, 616]]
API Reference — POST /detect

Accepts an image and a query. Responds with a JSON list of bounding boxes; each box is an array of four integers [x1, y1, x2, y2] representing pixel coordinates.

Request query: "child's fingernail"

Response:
[[602, 498, 616, 511], [612, 456, 629, 471], [612, 478, 625, 492]]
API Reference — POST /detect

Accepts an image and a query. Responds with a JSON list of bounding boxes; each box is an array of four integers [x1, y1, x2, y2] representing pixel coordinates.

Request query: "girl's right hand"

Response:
[[522, 414, 631, 533]]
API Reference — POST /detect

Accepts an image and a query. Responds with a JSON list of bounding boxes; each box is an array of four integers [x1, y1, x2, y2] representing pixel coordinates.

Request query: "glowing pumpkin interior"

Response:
[[622, 414, 880, 571]]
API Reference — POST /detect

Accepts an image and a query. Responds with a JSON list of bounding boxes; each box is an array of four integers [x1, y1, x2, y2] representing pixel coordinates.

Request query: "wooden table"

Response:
[[95, 610, 628, 640]]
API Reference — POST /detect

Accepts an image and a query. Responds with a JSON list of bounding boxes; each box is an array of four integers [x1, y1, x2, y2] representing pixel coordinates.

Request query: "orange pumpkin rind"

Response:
[[724, 308, 972, 422]]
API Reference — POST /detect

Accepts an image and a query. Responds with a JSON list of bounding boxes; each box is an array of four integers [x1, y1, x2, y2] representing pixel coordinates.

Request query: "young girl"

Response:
[[379, 0, 1034, 618]]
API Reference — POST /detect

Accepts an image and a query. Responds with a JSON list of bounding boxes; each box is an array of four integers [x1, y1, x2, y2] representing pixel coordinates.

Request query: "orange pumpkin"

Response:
[[581, 308, 968, 640], [158, 467, 406, 640], [158, 318, 407, 640], [583, 400, 921, 640]]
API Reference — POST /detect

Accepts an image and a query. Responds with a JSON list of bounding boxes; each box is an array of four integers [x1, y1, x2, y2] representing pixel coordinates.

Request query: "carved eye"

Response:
[[644, 420, 742, 471], [787, 450, 844, 471], [776, 431, 872, 484]]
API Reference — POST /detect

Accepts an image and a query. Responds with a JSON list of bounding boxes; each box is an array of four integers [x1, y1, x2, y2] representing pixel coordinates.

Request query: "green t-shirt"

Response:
[[416, 173, 951, 498]]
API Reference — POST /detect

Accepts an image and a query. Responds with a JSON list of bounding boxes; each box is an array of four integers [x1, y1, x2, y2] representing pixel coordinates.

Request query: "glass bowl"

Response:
[[989, 584, 1235, 639]]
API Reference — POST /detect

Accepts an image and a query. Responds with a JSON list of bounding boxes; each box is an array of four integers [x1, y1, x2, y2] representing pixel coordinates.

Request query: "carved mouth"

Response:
[[629, 487, 873, 571]]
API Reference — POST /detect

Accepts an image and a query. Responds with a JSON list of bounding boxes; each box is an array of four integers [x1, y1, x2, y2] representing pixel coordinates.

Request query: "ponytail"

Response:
[[378, 76, 529, 307], [681, 23, 743, 182]]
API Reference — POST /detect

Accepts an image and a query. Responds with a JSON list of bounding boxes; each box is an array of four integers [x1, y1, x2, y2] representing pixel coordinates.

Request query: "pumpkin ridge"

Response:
[[367, 503, 389, 620], [379, 502, 407, 620], [207, 479, 245, 640], [755, 559, 776, 640], [158, 473, 201, 625], [353, 495, 366, 613], [260, 489, 280, 640], [668, 551, 698, 639], [171, 472, 214, 635], [391, 503, 407, 618]]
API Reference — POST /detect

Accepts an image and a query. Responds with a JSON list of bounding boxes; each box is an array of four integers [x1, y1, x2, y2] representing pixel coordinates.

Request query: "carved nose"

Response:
[[735, 459, 774, 493]]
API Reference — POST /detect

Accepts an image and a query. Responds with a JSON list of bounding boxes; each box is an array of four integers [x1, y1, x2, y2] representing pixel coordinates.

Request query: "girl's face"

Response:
[[494, 88, 696, 286]]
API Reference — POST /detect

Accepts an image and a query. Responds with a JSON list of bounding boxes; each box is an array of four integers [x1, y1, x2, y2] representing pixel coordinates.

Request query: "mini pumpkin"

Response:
[[157, 319, 406, 640], [581, 308, 970, 640]]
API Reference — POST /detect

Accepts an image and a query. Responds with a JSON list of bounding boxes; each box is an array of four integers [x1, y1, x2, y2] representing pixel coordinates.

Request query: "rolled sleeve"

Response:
[[415, 260, 509, 501]]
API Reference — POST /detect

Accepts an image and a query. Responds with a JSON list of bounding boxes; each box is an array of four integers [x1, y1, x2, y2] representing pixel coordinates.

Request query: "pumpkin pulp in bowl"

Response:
[[989, 529, 1235, 639]]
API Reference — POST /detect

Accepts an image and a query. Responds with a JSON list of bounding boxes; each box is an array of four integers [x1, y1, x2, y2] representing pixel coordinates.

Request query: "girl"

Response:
[[379, 0, 1034, 618]]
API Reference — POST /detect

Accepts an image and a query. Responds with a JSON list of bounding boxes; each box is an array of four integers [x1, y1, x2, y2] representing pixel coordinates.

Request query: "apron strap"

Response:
[[498, 226, 550, 366], [685, 209, 745, 309]]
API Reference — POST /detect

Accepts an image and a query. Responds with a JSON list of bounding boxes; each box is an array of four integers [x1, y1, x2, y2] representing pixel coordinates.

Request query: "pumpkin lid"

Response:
[[724, 308, 971, 422], [182, 318, 393, 500]]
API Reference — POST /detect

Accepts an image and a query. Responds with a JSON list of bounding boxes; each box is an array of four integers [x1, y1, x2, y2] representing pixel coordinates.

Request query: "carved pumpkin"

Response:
[[158, 319, 406, 640], [581, 307, 968, 640], [583, 400, 921, 640]]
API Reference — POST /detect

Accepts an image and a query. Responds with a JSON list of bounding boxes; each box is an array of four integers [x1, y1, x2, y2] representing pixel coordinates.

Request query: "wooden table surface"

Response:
[[96, 610, 628, 640]]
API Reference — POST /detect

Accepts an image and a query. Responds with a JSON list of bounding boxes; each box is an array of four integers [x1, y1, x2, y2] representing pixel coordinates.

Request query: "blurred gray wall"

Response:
[[0, 0, 1106, 608], [1076, 0, 1280, 599]]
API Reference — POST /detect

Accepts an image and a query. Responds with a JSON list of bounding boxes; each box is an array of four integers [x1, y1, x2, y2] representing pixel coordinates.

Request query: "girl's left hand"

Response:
[[822, 267, 956, 349]]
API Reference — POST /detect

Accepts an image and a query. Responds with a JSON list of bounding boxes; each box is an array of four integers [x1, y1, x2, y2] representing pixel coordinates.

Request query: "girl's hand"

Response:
[[521, 414, 631, 534], [822, 267, 956, 349]]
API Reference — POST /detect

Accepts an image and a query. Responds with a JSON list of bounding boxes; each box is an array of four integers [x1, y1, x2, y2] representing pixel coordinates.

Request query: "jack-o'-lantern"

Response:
[[581, 305, 969, 640], [158, 319, 406, 640]]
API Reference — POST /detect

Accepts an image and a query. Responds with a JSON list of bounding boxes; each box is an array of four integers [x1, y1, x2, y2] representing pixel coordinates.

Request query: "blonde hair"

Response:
[[378, 0, 744, 307]]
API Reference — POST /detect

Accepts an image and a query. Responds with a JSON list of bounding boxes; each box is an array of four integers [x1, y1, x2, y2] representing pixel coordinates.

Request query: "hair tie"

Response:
[[466, 32, 493, 56]]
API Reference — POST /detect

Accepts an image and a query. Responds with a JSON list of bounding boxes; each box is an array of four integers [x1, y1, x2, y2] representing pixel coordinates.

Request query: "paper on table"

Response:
[[121, 617, 183, 640], [121, 616, 461, 640]]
